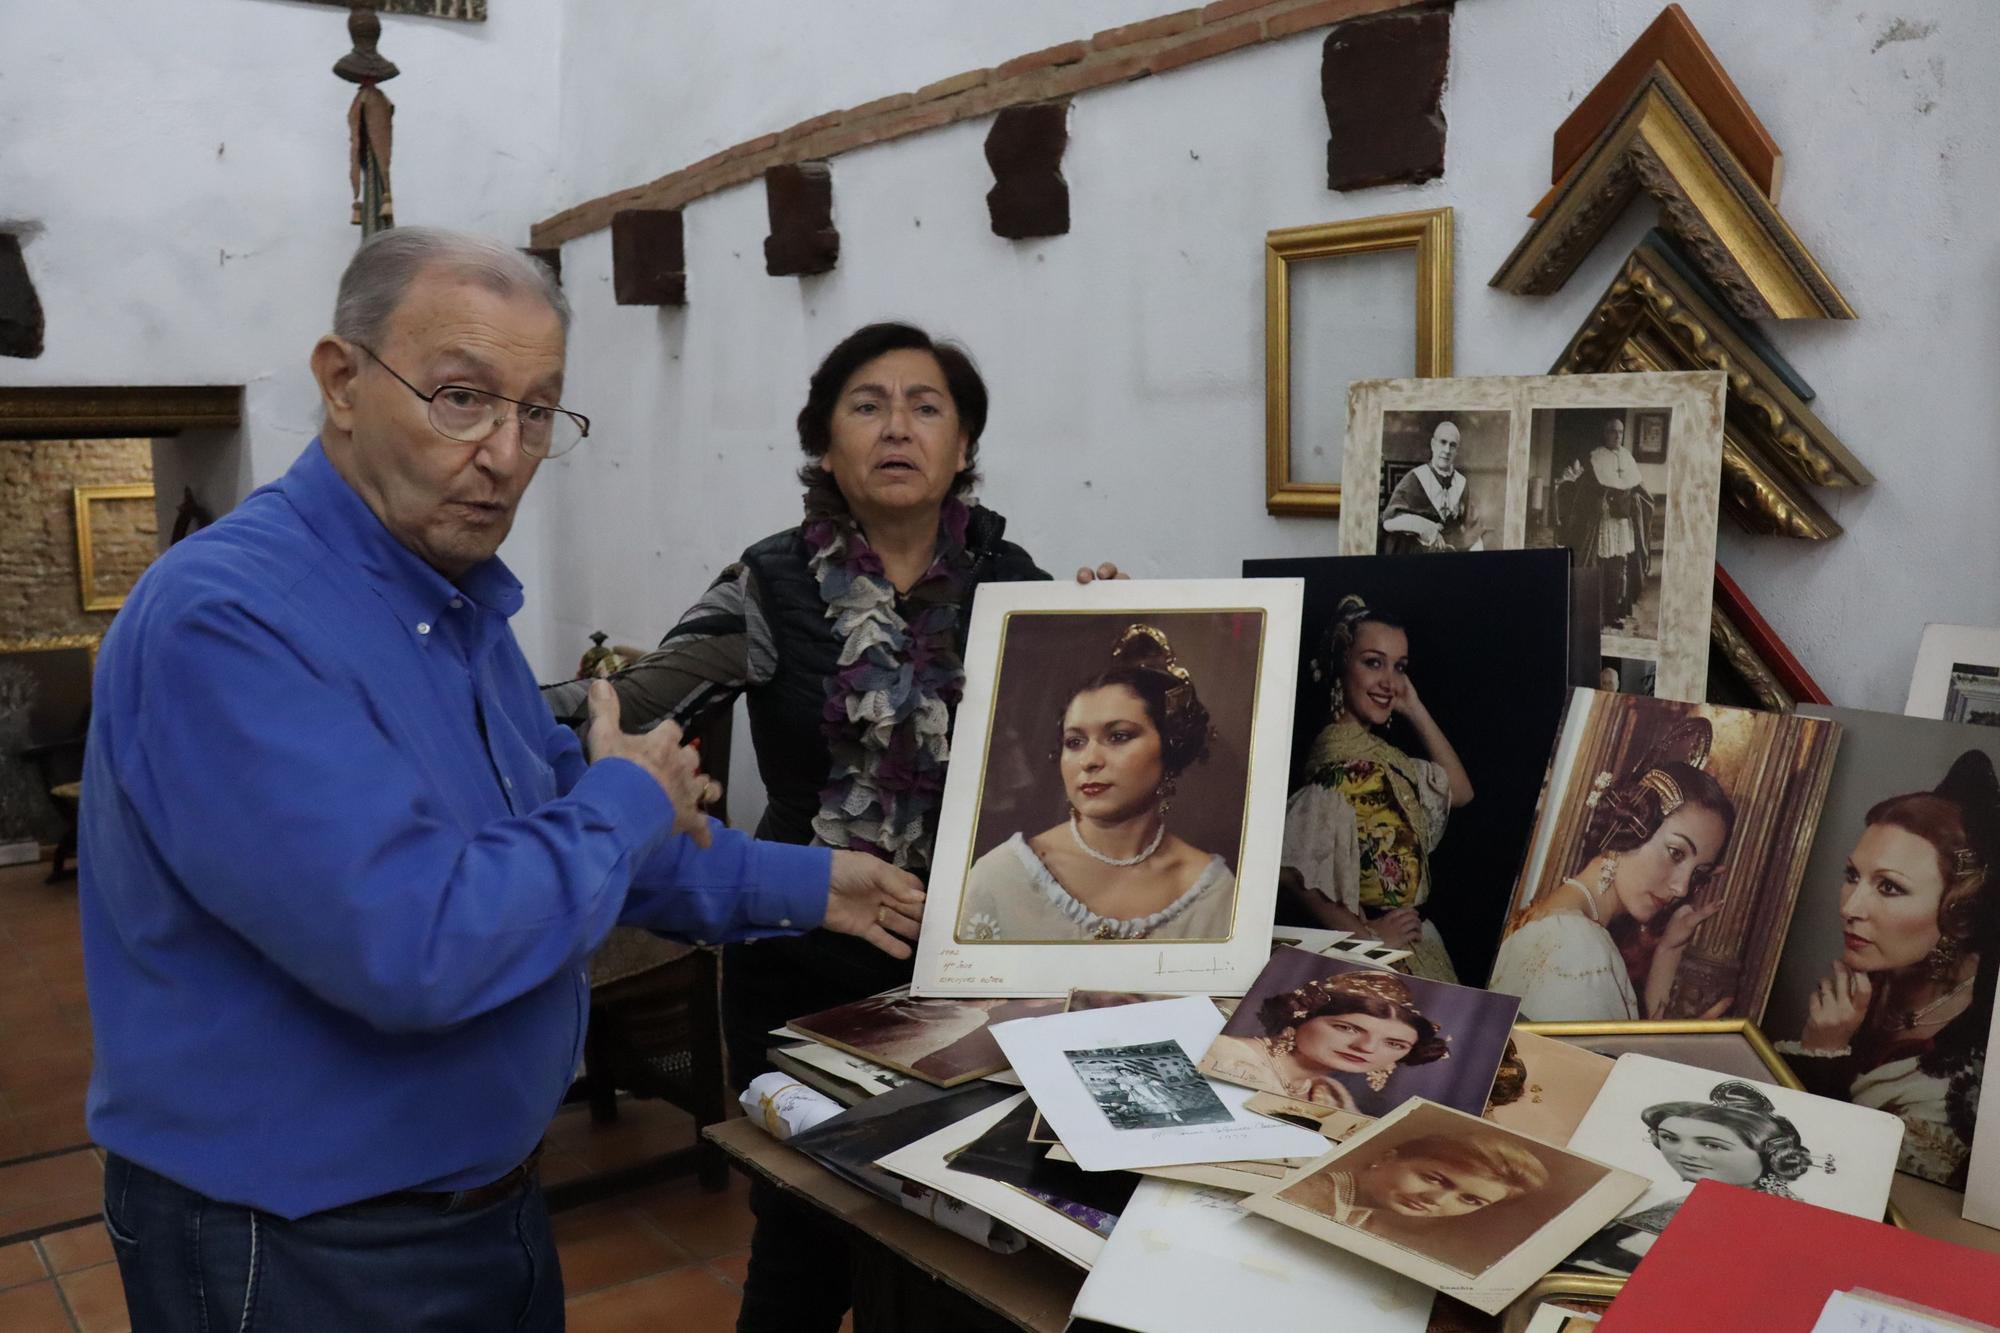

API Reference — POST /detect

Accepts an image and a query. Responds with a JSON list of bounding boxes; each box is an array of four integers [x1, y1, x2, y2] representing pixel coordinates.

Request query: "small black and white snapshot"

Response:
[[1065, 1041, 1231, 1130]]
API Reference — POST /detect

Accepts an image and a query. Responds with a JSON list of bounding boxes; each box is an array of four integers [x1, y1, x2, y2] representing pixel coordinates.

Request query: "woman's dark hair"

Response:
[[1313, 594, 1408, 726], [1640, 1081, 1816, 1186], [1056, 625, 1214, 779], [795, 322, 988, 518], [1256, 988, 1451, 1068], [1486, 1039, 1528, 1109]]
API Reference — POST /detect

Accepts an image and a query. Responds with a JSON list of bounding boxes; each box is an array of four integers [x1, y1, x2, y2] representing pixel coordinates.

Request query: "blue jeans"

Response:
[[102, 1153, 565, 1332]]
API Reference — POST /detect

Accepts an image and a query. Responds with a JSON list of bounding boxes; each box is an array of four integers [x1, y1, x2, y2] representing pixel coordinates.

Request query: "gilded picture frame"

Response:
[[73, 483, 156, 613], [1264, 208, 1452, 518]]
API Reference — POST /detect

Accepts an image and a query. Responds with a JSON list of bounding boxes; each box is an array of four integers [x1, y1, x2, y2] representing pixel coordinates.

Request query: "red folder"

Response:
[[1598, 1181, 2000, 1331]]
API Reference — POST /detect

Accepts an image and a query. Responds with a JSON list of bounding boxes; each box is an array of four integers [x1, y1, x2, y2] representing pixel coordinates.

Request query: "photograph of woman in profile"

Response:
[[1489, 720, 1736, 1020], [958, 624, 1235, 941], [1203, 970, 1450, 1113], [1568, 1081, 1832, 1275], [1279, 595, 1474, 981], [1280, 1129, 1551, 1259], [1777, 750, 2000, 1184]]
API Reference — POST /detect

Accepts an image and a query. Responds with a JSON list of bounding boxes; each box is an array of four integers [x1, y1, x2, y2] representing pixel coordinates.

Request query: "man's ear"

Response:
[[310, 336, 363, 434]]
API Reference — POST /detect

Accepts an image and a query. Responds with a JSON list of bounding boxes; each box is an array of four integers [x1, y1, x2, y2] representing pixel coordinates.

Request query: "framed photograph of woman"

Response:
[[1761, 706, 2000, 1189], [1561, 1054, 1903, 1278], [912, 579, 1302, 997], [1241, 1099, 1648, 1315], [1342, 372, 1726, 703], [1489, 689, 1841, 1024], [1198, 946, 1518, 1116], [1244, 550, 1576, 985]]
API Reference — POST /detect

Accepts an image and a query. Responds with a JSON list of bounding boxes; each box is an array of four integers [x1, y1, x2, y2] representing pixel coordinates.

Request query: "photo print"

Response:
[[1242, 1099, 1646, 1315], [1482, 1031, 1615, 1148], [1198, 947, 1518, 1116], [1029, 990, 1193, 1145], [1068, 1040, 1233, 1130], [1244, 551, 1575, 984], [1906, 625, 2000, 728], [1491, 690, 1840, 1022], [786, 987, 1064, 1087], [1764, 706, 2000, 1187], [914, 579, 1302, 998], [1562, 1054, 1902, 1277], [1343, 372, 1725, 702], [1947, 665, 2000, 727]]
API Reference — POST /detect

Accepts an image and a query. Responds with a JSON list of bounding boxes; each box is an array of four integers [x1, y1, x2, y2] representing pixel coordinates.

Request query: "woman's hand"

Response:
[[1801, 961, 1872, 1054], [822, 851, 927, 959], [1658, 896, 1723, 951], [1075, 562, 1130, 583], [1390, 672, 1428, 722], [1371, 908, 1423, 951]]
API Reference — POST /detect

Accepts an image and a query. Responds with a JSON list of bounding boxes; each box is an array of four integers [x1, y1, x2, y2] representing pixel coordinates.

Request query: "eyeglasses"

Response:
[[355, 343, 590, 460]]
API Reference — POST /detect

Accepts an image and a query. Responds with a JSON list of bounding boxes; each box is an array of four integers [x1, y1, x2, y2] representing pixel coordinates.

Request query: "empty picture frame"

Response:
[[73, 482, 156, 613], [1265, 208, 1453, 518]]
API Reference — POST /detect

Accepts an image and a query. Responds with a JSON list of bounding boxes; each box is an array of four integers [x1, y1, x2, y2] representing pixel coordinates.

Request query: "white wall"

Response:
[[0, 0, 567, 663], [537, 0, 2000, 728]]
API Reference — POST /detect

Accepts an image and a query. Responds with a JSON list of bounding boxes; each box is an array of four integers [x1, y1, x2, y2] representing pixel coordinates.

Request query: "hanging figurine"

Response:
[[333, 5, 399, 236]]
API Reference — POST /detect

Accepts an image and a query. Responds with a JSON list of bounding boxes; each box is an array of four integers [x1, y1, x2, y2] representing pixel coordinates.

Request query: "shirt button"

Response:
[[779, 918, 793, 929], [416, 622, 431, 635], [503, 777, 514, 790], [449, 598, 463, 609]]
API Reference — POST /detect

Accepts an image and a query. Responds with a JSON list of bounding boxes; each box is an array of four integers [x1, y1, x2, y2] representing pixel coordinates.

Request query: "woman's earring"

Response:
[[1598, 854, 1620, 897], [1926, 931, 1963, 982], [1155, 777, 1178, 817], [1329, 681, 1345, 720], [1366, 1067, 1391, 1093]]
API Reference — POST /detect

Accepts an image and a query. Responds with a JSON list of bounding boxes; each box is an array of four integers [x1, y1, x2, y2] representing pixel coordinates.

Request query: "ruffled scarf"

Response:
[[805, 500, 973, 870]]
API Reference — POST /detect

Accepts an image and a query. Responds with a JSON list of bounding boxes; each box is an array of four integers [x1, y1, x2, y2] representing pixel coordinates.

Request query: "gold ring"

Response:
[[877, 906, 889, 926]]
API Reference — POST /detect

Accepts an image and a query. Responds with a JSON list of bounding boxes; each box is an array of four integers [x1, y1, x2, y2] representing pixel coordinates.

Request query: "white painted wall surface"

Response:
[[537, 0, 2000, 745], [0, 0, 566, 666]]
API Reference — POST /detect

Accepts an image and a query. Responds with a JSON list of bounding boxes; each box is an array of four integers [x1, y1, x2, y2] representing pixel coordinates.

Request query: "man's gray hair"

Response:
[[331, 227, 570, 347]]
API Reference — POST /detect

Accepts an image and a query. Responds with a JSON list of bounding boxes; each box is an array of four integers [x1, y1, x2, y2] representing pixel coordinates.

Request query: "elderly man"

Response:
[[1556, 414, 1654, 630], [1379, 417, 1486, 554], [78, 229, 925, 1330]]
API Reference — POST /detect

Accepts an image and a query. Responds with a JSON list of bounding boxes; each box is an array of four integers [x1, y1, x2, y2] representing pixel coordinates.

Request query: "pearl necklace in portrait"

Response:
[[1068, 811, 1166, 867]]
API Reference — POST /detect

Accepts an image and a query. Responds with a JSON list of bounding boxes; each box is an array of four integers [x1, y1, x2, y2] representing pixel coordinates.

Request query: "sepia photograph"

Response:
[[1241, 1099, 1646, 1315], [1561, 1054, 1903, 1277], [1198, 947, 1518, 1116], [1068, 1040, 1233, 1130], [1245, 551, 1575, 985], [1342, 372, 1725, 703], [1375, 411, 1510, 554], [787, 988, 1064, 1087], [1491, 690, 1840, 1023], [915, 579, 1302, 997], [1765, 706, 2000, 1188], [1482, 1031, 1615, 1148]]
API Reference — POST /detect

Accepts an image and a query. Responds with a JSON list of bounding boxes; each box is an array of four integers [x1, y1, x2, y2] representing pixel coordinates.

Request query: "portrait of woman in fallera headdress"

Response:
[[1777, 750, 2000, 1184], [1203, 969, 1450, 1115], [1490, 718, 1736, 1021], [958, 624, 1235, 941], [1568, 1080, 1834, 1275], [1280, 595, 1475, 982]]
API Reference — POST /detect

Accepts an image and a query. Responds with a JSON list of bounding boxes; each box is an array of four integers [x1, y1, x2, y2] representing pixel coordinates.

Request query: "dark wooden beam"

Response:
[[763, 162, 838, 277], [611, 210, 686, 306], [985, 103, 1070, 239], [1321, 6, 1452, 191]]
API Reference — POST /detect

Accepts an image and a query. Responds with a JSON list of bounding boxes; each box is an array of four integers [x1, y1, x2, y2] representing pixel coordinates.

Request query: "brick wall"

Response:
[[0, 439, 155, 641]]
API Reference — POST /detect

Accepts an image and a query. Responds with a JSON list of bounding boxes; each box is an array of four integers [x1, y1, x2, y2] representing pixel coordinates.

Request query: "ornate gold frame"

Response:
[[1492, 66, 1854, 321], [0, 633, 103, 665], [0, 386, 242, 440], [74, 483, 156, 613], [1554, 236, 1868, 540], [1264, 208, 1453, 517]]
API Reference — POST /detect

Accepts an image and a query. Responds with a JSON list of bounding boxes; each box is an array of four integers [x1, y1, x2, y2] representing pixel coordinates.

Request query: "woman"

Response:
[[553, 323, 1109, 1332], [1204, 970, 1450, 1113], [1281, 1129, 1550, 1243], [1570, 1081, 1831, 1274], [1489, 721, 1735, 1020], [959, 624, 1234, 940], [1778, 750, 2000, 1185], [1279, 595, 1474, 981]]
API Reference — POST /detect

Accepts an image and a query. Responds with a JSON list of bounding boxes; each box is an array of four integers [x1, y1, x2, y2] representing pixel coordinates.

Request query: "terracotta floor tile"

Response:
[[0, 1239, 47, 1290], [627, 1174, 755, 1260], [0, 1191, 101, 1238], [0, 1279, 72, 1332], [0, 1047, 91, 1093], [0, 988, 65, 1026], [703, 1248, 750, 1290], [537, 1149, 591, 1188], [37, 1221, 112, 1274], [553, 1205, 690, 1296], [5, 1071, 90, 1119], [0, 1147, 101, 1204], [59, 1259, 130, 1333], [564, 1264, 741, 1333], [16, 1103, 91, 1157], [0, 1116, 35, 1162]]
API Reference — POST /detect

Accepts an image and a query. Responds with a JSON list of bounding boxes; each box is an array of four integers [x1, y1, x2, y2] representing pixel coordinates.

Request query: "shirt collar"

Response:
[[278, 439, 525, 627]]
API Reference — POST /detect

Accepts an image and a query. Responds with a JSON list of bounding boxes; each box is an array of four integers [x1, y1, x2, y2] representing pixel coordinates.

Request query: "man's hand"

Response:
[[823, 850, 927, 959], [1075, 562, 1130, 583], [585, 680, 721, 849]]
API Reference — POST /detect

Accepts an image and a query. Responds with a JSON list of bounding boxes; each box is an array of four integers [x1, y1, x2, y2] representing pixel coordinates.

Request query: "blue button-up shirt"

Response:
[[79, 441, 829, 1218]]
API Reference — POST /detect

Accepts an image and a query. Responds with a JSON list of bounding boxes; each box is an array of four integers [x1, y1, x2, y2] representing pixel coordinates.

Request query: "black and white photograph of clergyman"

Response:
[[1528, 409, 1665, 641], [1067, 1040, 1233, 1130], [1375, 411, 1509, 554], [955, 612, 1261, 943]]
